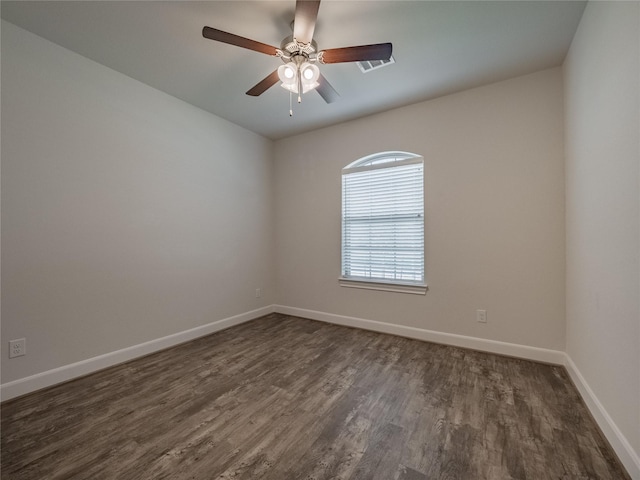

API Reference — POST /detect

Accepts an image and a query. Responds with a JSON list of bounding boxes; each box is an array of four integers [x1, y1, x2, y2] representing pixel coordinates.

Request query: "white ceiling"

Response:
[[1, 1, 586, 140]]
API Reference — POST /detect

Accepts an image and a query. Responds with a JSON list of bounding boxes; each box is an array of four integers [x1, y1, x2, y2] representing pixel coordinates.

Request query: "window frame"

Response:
[[339, 151, 427, 295]]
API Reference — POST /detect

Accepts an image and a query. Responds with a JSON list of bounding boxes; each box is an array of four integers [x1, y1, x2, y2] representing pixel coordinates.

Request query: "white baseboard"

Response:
[[0, 305, 274, 402], [274, 305, 566, 364], [563, 355, 640, 479]]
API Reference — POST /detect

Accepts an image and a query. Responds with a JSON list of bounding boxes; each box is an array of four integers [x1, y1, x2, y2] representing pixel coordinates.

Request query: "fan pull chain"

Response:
[[289, 90, 293, 117]]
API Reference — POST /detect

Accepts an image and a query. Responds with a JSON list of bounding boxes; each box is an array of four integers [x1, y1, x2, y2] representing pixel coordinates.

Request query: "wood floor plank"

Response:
[[1, 313, 631, 480], [395, 464, 427, 480], [351, 422, 405, 480]]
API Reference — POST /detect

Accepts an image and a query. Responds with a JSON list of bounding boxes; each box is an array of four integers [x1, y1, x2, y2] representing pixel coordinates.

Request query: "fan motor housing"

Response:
[[281, 35, 318, 57]]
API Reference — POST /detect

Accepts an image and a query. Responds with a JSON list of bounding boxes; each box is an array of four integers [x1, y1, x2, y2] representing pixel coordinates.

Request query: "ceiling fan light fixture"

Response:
[[283, 65, 295, 79], [278, 63, 298, 92], [301, 62, 319, 82], [278, 61, 319, 94], [278, 63, 296, 81], [302, 81, 320, 93]]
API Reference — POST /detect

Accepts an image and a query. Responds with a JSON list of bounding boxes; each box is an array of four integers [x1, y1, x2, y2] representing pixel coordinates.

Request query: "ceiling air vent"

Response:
[[356, 56, 395, 73]]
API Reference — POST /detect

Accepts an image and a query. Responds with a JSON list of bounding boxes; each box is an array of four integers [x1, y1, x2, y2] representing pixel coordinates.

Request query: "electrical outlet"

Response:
[[9, 338, 26, 358], [476, 310, 487, 323], [255, 288, 261, 298]]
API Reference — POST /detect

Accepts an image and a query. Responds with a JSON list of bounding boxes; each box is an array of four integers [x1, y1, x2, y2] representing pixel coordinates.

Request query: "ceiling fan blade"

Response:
[[246, 70, 280, 97], [319, 43, 392, 64], [293, 0, 321, 44], [202, 26, 278, 56], [316, 74, 339, 104]]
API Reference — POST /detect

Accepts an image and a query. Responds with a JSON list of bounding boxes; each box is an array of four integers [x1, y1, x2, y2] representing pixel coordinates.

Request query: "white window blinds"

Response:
[[341, 153, 424, 285]]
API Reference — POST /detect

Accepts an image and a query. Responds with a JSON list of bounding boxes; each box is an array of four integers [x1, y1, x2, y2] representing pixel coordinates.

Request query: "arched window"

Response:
[[340, 151, 426, 294]]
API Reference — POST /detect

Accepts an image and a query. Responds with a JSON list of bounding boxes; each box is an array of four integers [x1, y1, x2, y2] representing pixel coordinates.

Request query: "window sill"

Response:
[[338, 277, 428, 295]]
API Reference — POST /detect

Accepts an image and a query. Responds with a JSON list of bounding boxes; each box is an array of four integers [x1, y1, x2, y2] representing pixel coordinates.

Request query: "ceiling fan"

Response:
[[202, 0, 392, 113]]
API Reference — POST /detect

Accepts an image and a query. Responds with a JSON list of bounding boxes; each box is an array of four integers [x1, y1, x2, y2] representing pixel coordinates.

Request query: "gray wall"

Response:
[[564, 0, 640, 465], [274, 68, 566, 351], [1, 21, 276, 383]]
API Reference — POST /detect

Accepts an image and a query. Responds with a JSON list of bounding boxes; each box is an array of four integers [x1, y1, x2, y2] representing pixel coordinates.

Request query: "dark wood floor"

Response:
[[1, 314, 629, 480]]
